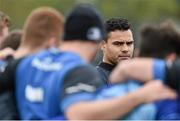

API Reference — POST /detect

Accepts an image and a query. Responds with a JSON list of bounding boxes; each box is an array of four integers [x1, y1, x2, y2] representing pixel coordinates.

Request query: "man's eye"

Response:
[[127, 42, 133, 45], [113, 42, 124, 45]]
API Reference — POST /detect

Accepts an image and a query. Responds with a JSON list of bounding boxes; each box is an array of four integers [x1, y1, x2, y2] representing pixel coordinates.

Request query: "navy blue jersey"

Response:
[[0, 59, 19, 119], [15, 48, 87, 119]]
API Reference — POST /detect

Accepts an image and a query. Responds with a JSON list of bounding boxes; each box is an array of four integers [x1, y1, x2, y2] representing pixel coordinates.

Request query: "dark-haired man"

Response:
[[97, 18, 134, 85], [109, 22, 180, 119]]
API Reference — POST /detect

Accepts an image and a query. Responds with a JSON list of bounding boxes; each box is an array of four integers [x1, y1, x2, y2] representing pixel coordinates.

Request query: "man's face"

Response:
[[102, 29, 134, 65]]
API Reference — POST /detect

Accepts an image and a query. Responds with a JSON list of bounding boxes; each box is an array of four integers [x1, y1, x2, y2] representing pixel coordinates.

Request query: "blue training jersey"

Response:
[[15, 48, 86, 120], [96, 81, 157, 120]]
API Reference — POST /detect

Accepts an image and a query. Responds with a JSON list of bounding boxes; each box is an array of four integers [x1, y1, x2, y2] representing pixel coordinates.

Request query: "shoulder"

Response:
[[66, 64, 100, 81], [63, 64, 104, 89]]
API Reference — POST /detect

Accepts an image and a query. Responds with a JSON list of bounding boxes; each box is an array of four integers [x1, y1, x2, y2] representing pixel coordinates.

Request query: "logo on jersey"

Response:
[[0, 61, 7, 72], [25, 85, 44, 102], [87, 27, 101, 41], [65, 83, 96, 94], [32, 58, 63, 71]]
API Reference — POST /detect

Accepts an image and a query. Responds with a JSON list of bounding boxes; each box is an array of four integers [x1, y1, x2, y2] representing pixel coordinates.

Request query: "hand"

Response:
[[0, 47, 15, 60], [137, 80, 177, 103]]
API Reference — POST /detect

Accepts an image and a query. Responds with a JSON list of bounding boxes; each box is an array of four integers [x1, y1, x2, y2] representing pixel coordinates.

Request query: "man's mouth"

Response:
[[118, 56, 131, 60]]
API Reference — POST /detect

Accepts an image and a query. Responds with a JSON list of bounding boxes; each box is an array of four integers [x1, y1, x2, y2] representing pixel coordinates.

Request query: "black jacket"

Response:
[[96, 62, 116, 86]]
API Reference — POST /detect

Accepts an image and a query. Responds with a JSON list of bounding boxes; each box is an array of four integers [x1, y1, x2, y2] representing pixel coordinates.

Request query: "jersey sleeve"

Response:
[[60, 64, 104, 112], [152, 59, 166, 81], [165, 59, 180, 91]]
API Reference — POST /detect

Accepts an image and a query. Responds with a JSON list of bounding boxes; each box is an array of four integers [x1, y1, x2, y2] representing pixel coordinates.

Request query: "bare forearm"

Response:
[[66, 90, 144, 120], [66, 79, 177, 120], [110, 58, 154, 83]]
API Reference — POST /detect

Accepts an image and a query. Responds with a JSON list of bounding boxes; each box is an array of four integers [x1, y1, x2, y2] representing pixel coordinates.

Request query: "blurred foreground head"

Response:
[[139, 20, 180, 61], [63, 4, 106, 42], [63, 4, 106, 62], [0, 29, 22, 51], [21, 7, 64, 49]]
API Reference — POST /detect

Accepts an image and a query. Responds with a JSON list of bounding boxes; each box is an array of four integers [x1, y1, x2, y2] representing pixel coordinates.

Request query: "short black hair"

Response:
[[139, 22, 180, 59], [105, 18, 130, 41], [106, 18, 130, 33]]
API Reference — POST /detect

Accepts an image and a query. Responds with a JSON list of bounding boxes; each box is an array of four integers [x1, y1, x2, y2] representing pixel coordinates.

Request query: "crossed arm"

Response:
[[61, 64, 176, 120], [110, 58, 180, 91]]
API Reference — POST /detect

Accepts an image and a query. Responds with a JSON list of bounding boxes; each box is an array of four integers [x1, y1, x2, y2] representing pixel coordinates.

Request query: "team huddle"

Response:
[[0, 3, 180, 120]]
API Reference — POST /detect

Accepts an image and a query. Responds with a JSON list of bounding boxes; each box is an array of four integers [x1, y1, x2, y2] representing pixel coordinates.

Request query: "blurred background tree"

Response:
[[0, 0, 179, 63], [0, 0, 179, 29]]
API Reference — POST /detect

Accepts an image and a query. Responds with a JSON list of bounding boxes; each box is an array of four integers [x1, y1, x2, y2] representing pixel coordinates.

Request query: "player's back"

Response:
[[15, 48, 85, 119]]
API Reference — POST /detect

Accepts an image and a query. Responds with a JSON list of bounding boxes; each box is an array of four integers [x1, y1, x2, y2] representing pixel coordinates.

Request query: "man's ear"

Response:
[[133, 48, 140, 57], [100, 40, 106, 51], [166, 53, 177, 62]]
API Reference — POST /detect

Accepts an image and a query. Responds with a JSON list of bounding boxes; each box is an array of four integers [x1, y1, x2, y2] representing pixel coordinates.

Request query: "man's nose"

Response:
[[121, 44, 129, 53]]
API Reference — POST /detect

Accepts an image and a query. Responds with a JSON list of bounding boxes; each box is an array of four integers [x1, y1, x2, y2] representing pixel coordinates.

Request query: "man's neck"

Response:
[[59, 41, 93, 63], [14, 46, 45, 59]]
